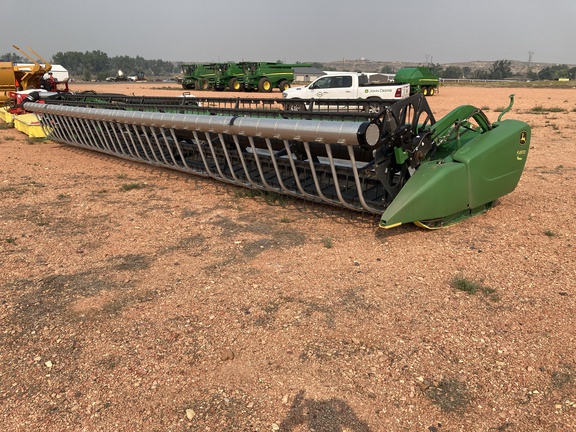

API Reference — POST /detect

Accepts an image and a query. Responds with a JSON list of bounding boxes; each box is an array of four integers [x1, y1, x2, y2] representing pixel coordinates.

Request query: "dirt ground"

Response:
[[1, 82, 575, 431]]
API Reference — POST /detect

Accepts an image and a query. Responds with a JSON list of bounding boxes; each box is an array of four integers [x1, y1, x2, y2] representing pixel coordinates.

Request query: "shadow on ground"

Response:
[[278, 390, 371, 432]]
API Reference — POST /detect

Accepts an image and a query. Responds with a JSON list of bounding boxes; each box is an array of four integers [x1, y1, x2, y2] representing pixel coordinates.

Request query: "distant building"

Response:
[[293, 67, 325, 83]]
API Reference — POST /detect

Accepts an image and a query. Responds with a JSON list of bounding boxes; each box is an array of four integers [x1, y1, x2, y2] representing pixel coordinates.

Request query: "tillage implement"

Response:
[[23, 93, 530, 229]]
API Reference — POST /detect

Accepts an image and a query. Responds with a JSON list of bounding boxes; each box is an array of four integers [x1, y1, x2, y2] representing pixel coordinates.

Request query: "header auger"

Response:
[[22, 92, 530, 229]]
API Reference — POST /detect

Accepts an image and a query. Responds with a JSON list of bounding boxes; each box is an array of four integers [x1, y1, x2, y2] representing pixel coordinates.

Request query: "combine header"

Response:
[[22, 93, 530, 228]]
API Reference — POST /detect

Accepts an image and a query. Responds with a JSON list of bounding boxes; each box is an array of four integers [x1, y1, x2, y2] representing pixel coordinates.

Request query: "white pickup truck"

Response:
[[282, 73, 410, 109]]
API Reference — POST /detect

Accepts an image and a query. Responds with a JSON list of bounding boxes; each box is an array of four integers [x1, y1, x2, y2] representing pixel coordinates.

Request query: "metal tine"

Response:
[[72, 117, 93, 150], [46, 114, 62, 140], [76, 117, 96, 149], [58, 115, 78, 145], [99, 121, 120, 155], [323, 143, 365, 211], [130, 124, 154, 162], [168, 129, 193, 172], [63, 116, 78, 145], [282, 140, 322, 201], [85, 119, 107, 150], [301, 142, 343, 207], [38, 113, 53, 140], [216, 133, 243, 184], [127, 123, 148, 161], [66, 117, 83, 145], [61, 116, 81, 147], [244, 135, 276, 193], [116, 122, 138, 159], [73, 117, 95, 149], [106, 120, 129, 157], [149, 126, 172, 166], [121, 122, 140, 158], [155, 126, 176, 166], [93, 119, 115, 154], [345, 145, 383, 213], [263, 137, 303, 199], [76, 116, 98, 150], [158, 127, 181, 168], [191, 130, 218, 179], [57, 115, 78, 146], [203, 131, 236, 185], [38, 113, 54, 139], [141, 127, 164, 165], [230, 134, 260, 189], [120, 123, 141, 159]]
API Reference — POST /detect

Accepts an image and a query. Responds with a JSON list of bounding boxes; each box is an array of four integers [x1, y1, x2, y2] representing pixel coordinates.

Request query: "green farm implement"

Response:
[[213, 62, 245, 91], [394, 67, 440, 96], [239, 62, 306, 92], [23, 92, 530, 229], [181, 63, 217, 90]]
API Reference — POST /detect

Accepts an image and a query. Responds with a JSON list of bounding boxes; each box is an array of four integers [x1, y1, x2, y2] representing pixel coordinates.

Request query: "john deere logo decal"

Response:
[[520, 131, 527, 145]]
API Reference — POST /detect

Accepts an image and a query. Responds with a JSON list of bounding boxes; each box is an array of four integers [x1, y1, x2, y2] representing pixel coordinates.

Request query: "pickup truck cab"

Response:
[[282, 73, 410, 102]]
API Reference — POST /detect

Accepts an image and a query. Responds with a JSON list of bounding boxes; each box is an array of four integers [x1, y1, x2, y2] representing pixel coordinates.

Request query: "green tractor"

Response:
[[181, 63, 217, 90], [394, 67, 440, 96], [213, 62, 245, 91], [239, 62, 308, 92]]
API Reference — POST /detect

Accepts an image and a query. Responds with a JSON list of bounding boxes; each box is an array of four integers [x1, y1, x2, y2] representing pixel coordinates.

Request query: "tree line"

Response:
[[528, 64, 576, 81], [380, 60, 576, 81], [434, 60, 515, 80], [0, 50, 180, 81]]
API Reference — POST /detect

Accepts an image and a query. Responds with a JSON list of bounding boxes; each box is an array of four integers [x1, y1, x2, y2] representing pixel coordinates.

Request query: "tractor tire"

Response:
[[422, 87, 429, 96], [198, 79, 210, 91], [258, 77, 272, 92], [278, 80, 290, 92], [429, 88, 435, 96], [229, 77, 243, 92]]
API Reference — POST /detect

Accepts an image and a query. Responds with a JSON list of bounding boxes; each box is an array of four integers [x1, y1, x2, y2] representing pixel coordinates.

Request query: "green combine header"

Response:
[[23, 92, 530, 229]]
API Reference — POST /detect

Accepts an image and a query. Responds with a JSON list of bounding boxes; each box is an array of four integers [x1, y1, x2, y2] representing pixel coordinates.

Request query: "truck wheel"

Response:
[[422, 87, 429, 96], [229, 77, 243, 91], [278, 80, 290, 92], [429, 88, 435, 96], [287, 101, 305, 111], [366, 98, 383, 114], [258, 77, 272, 92]]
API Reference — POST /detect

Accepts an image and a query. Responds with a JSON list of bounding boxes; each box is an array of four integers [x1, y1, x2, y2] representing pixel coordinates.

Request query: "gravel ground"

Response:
[[1, 82, 575, 431]]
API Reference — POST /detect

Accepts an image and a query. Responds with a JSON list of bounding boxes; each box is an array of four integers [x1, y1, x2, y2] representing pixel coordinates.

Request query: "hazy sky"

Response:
[[3, 0, 575, 66]]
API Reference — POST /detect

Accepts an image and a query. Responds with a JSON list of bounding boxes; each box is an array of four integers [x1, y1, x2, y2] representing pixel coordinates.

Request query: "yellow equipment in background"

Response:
[[1, 45, 52, 102]]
